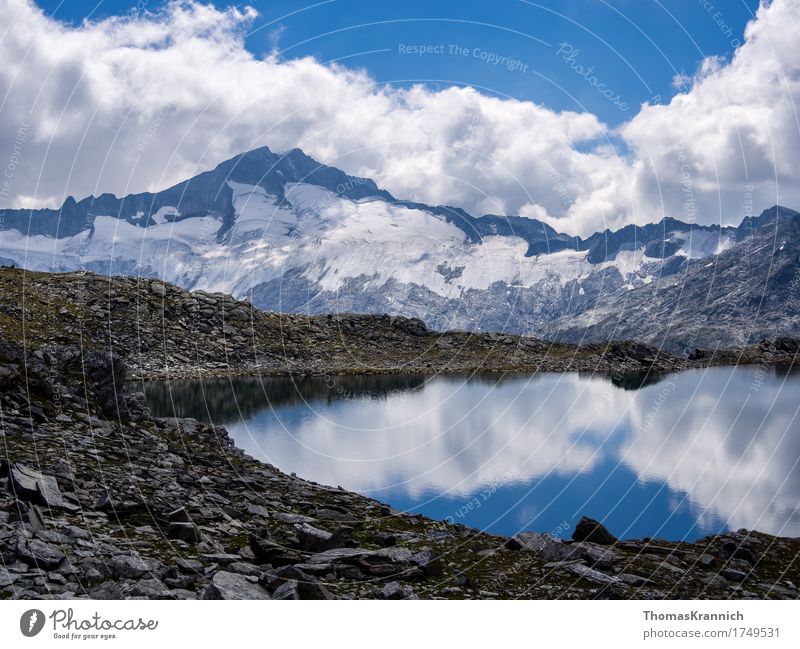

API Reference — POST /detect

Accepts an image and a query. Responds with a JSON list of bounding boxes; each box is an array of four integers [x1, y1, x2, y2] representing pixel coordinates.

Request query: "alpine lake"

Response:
[[140, 366, 800, 542]]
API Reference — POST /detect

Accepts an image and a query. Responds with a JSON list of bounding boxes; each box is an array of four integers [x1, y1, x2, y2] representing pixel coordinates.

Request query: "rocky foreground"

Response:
[[1, 267, 799, 600], [1, 268, 799, 381], [1, 334, 799, 600]]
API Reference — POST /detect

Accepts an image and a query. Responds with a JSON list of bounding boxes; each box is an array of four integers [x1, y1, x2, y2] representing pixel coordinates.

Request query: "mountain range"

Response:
[[1, 146, 798, 351]]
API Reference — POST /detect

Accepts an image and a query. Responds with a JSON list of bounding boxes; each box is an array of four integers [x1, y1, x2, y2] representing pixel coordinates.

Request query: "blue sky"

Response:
[[5, 0, 796, 233], [35, 0, 759, 126]]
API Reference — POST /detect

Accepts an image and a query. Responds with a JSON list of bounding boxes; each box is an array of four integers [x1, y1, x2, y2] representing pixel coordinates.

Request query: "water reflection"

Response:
[[141, 373, 428, 422], [140, 367, 800, 540]]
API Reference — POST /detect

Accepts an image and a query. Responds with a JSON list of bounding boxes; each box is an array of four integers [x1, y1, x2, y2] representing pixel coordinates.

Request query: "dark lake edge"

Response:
[[131, 364, 799, 422]]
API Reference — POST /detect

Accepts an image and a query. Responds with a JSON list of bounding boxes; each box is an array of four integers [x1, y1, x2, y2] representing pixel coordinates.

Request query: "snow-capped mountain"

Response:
[[1, 146, 797, 350]]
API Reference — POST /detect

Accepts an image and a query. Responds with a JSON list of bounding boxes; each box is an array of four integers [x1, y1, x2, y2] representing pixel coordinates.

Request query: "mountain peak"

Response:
[[735, 204, 800, 240]]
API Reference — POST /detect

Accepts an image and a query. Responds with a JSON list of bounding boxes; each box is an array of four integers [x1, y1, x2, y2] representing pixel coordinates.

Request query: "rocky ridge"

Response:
[[1, 268, 798, 382], [1, 337, 799, 600]]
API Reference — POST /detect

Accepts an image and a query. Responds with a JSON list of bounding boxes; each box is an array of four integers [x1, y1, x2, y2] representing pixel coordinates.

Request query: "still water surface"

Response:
[[141, 367, 800, 541]]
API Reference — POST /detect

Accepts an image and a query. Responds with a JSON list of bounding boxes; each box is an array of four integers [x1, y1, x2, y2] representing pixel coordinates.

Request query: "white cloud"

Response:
[[622, 0, 800, 227], [0, 0, 798, 236]]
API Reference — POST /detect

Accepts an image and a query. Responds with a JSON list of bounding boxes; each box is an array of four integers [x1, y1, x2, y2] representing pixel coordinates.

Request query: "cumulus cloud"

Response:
[[0, 0, 797, 235], [622, 0, 800, 227]]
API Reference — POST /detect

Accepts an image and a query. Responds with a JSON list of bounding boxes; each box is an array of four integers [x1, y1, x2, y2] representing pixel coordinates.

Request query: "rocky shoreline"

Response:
[[1, 268, 798, 382], [1, 333, 799, 600]]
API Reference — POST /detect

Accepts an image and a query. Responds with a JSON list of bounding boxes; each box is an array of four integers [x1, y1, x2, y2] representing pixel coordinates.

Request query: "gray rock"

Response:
[[201, 553, 243, 566], [379, 581, 419, 600], [572, 517, 618, 545], [63, 525, 91, 540], [702, 573, 728, 588], [411, 548, 443, 576], [0, 568, 20, 587], [314, 508, 355, 522], [272, 579, 300, 600], [258, 567, 335, 600], [8, 463, 75, 511], [246, 504, 271, 518], [88, 581, 126, 599], [722, 568, 748, 583], [374, 547, 414, 563], [131, 578, 171, 599], [204, 571, 271, 600], [9, 463, 41, 500], [719, 540, 758, 566], [248, 535, 301, 566], [580, 544, 618, 572], [176, 558, 204, 574], [272, 512, 315, 524], [618, 573, 654, 586], [510, 531, 580, 562], [168, 522, 201, 543], [94, 488, 114, 510], [697, 553, 716, 568], [16, 538, 65, 570], [80, 558, 111, 583], [307, 548, 371, 564], [564, 563, 622, 585], [226, 562, 261, 577], [294, 522, 333, 552], [110, 555, 150, 579], [36, 473, 72, 510]]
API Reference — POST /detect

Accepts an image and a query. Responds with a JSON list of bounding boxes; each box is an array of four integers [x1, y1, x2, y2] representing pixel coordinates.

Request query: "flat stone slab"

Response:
[[9, 463, 78, 512], [564, 563, 622, 585], [307, 548, 372, 564], [205, 571, 271, 600]]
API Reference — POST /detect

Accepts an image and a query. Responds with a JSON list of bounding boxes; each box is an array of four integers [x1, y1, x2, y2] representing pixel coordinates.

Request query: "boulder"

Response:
[[150, 282, 167, 298], [508, 531, 580, 562], [15, 538, 65, 570], [168, 522, 201, 544], [204, 571, 271, 600], [579, 544, 618, 572], [0, 568, 21, 588], [176, 559, 204, 574], [379, 581, 419, 600], [571, 517, 618, 545], [719, 540, 757, 566], [294, 522, 333, 552], [329, 526, 357, 548], [272, 512, 315, 524], [110, 555, 150, 579], [272, 579, 301, 600], [131, 578, 171, 599], [249, 534, 301, 566], [411, 548, 443, 576], [721, 568, 748, 583], [8, 463, 75, 511], [266, 570, 335, 600]]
